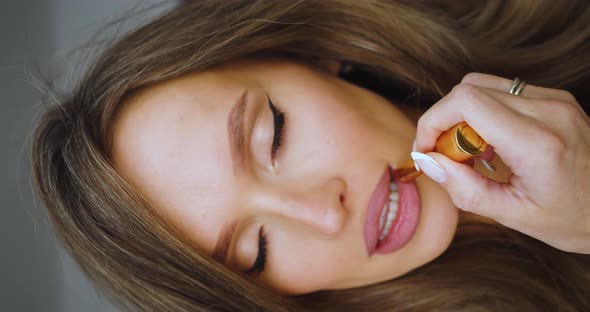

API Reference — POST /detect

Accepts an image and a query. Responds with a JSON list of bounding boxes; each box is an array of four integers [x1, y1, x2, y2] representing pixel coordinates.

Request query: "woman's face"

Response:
[[111, 59, 458, 294]]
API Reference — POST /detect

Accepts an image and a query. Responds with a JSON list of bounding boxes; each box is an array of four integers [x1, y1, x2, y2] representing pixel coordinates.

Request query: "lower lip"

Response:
[[374, 168, 421, 255]]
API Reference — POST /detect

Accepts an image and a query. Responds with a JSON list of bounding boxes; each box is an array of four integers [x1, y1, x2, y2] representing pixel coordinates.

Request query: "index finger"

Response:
[[415, 83, 542, 168]]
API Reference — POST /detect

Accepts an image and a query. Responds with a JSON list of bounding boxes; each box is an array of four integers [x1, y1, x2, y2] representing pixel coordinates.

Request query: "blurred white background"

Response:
[[1, 1, 175, 311]]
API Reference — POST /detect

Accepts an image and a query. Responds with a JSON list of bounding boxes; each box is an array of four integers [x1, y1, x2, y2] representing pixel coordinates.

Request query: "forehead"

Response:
[[110, 70, 247, 245]]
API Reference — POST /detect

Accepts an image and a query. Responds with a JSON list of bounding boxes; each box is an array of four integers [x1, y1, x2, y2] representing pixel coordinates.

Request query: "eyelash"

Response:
[[268, 96, 285, 163], [246, 226, 268, 276], [245, 94, 281, 276]]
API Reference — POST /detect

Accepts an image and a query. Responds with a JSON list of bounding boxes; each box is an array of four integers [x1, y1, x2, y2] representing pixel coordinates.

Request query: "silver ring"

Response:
[[509, 77, 527, 96]]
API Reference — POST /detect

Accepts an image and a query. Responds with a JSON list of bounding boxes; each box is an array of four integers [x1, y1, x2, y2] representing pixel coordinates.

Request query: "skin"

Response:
[[414, 73, 590, 254], [111, 58, 459, 295]]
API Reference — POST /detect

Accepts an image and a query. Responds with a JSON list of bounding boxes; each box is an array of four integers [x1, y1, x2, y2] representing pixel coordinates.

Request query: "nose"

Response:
[[262, 178, 347, 235]]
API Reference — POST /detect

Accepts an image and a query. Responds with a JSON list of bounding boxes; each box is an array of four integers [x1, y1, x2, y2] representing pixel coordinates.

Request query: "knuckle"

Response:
[[537, 127, 567, 159], [551, 99, 579, 119], [544, 99, 587, 130], [461, 72, 484, 84], [541, 99, 586, 130], [451, 83, 481, 102], [416, 114, 428, 132], [557, 90, 578, 105]]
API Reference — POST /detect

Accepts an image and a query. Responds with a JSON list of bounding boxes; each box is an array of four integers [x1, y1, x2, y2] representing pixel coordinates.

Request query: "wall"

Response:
[[1, 1, 174, 311]]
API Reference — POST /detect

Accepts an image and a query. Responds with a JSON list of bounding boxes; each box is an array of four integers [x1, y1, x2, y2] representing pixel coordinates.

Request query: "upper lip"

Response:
[[363, 166, 391, 256]]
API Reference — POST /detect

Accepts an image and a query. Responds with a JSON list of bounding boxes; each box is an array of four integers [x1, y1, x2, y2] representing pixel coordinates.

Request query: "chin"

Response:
[[415, 177, 459, 261]]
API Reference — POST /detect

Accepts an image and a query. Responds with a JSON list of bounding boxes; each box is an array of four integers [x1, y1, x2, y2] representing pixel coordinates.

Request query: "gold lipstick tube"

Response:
[[395, 122, 487, 183]]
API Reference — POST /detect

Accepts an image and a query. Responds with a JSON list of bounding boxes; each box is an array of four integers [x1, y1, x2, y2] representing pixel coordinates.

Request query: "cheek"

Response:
[[314, 87, 415, 156], [298, 99, 380, 155], [262, 230, 357, 295], [415, 177, 459, 255]]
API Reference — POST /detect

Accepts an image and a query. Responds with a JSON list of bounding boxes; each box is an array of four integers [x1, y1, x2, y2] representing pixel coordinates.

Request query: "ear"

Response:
[[315, 59, 342, 76]]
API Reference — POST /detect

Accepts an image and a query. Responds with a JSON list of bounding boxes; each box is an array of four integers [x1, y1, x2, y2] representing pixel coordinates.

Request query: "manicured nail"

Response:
[[410, 152, 447, 183], [479, 158, 496, 172], [411, 140, 419, 170]]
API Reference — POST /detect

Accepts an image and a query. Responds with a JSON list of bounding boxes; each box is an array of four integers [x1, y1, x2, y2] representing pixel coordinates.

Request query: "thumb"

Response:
[[411, 151, 521, 224]]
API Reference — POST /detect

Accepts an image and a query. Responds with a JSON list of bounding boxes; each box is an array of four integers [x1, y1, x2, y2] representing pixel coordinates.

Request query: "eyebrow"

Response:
[[227, 89, 248, 176], [211, 221, 237, 264], [213, 90, 247, 263]]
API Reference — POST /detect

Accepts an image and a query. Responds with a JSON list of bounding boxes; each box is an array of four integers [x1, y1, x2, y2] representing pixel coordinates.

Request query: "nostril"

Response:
[[339, 194, 345, 204]]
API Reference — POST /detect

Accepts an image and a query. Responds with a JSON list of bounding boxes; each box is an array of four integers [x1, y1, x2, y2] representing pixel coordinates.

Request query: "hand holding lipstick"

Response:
[[412, 73, 590, 254]]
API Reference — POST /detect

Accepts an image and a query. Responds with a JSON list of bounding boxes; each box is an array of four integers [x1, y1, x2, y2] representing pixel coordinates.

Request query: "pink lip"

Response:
[[363, 167, 421, 256], [363, 167, 391, 256]]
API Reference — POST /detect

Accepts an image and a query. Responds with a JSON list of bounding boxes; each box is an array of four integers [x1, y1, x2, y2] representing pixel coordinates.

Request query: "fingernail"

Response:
[[410, 152, 447, 183], [479, 158, 496, 172], [411, 140, 419, 170]]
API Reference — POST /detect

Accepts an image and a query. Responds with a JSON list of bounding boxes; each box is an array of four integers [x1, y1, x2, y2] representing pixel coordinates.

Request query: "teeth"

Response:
[[389, 201, 398, 212], [389, 192, 399, 201], [379, 180, 400, 241], [378, 203, 388, 232], [379, 206, 396, 241]]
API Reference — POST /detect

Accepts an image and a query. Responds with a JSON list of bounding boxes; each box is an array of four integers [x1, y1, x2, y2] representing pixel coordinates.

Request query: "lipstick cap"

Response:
[[435, 122, 487, 162]]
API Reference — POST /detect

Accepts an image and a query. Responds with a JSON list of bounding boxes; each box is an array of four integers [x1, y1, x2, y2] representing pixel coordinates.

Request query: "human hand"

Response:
[[412, 73, 590, 254]]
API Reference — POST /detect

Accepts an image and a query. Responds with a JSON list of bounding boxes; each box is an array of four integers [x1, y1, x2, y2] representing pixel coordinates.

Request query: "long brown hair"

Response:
[[31, 1, 590, 311]]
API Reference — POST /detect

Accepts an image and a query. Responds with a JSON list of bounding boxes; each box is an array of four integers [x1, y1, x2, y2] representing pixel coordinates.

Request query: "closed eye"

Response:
[[246, 226, 267, 276], [268, 94, 284, 164]]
